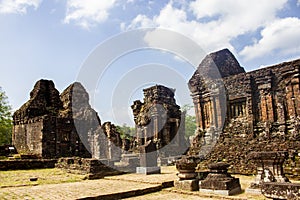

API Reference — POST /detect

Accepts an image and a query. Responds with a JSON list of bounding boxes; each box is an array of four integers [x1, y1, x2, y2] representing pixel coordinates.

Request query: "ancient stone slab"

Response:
[[174, 179, 199, 191], [261, 182, 300, 200], [199, 187, 242, 196], [199, 162, 241, 196]]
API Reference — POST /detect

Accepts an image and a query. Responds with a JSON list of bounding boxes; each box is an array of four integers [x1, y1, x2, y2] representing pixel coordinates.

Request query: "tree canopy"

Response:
[[182, 104, 197, 139], [115, 104, 197, 141], [116, 123, 135, 139], [0, 87, 12, 145], [185, 115, 197, 139]]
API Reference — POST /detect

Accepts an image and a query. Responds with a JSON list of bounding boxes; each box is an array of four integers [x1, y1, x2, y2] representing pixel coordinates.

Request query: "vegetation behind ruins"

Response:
[[0, 87, 12, 145]]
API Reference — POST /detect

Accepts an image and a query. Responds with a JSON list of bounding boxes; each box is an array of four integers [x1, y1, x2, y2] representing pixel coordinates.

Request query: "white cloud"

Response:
[[240, 17, 300, 61], [298, 0, 300, 6], [64, 0, 117, 29], [125, 0, 289, 55], [125, 14, 155, 30], [190, 0, 287, 32], [0, 0, 42, 14], [126, 2, 232, 52]]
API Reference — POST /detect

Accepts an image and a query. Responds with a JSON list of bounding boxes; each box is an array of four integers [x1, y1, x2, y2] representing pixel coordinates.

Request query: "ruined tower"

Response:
[[131, 85, 187, 157], [12, 80, 105, 158], [188, 49, 300, 174]]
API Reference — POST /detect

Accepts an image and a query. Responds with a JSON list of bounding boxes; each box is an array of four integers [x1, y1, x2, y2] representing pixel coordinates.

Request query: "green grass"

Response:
[[0, 168, 85, 188], [0, 156, 8, 160]]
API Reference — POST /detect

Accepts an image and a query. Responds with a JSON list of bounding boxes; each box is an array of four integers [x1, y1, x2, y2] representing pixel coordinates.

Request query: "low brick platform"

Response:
[[0, 159, 57, 170], [55, 157, 122, 179]]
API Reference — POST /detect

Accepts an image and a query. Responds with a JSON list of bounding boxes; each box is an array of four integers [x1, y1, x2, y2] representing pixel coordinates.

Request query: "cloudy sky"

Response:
[[0, 0, 300, 126]]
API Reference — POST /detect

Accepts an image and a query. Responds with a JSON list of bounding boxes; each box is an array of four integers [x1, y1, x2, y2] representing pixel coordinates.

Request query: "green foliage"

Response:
[[0, 87, 12, 145], [182, 104, 197, 139], [185, 115, 197, 139], [181, 104, 194, 112], [116, 123, 135, 139], [115, 103, 197, 140]]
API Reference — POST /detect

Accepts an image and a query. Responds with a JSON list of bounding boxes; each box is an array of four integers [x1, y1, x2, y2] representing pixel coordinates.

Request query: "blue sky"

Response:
[[0, 0, 300, 126]]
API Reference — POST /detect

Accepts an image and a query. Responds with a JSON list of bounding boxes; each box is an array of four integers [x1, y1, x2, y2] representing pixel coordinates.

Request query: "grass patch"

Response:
[[0, 168, 85, 188], [0, 156, 8, 160]]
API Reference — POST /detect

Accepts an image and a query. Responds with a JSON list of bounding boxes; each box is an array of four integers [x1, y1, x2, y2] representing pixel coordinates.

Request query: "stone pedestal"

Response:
[[136, 140, 161, 175], [136, 166, 161, 175], [175, 171, 199, 191], [246, 151, 289, 194], [199, 162, 241, 196], [174, 179, 199, 191], [174, 156, 201, 191], [115, 153, 139, 173]]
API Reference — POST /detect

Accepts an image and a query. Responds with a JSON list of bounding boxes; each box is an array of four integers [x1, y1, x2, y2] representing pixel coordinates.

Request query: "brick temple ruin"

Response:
[[12, 80, 121, 159], [131, 85, 187, 157], [188, 49, 300, 175], [11, 48, 300, 180], [12, 80, 187, 164]]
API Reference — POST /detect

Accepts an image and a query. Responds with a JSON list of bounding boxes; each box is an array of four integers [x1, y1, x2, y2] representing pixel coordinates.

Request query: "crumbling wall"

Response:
[[13, 80, 61, 157], [101, 122, 122, 161], [13, 117, 44, 156]]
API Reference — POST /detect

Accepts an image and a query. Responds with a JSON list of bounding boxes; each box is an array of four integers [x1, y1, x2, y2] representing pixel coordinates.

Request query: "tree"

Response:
[[0, 87, 12, 145], [185, 115, 197, 139], [116, 123, 135, 139], [182, 104, 197, 139]]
